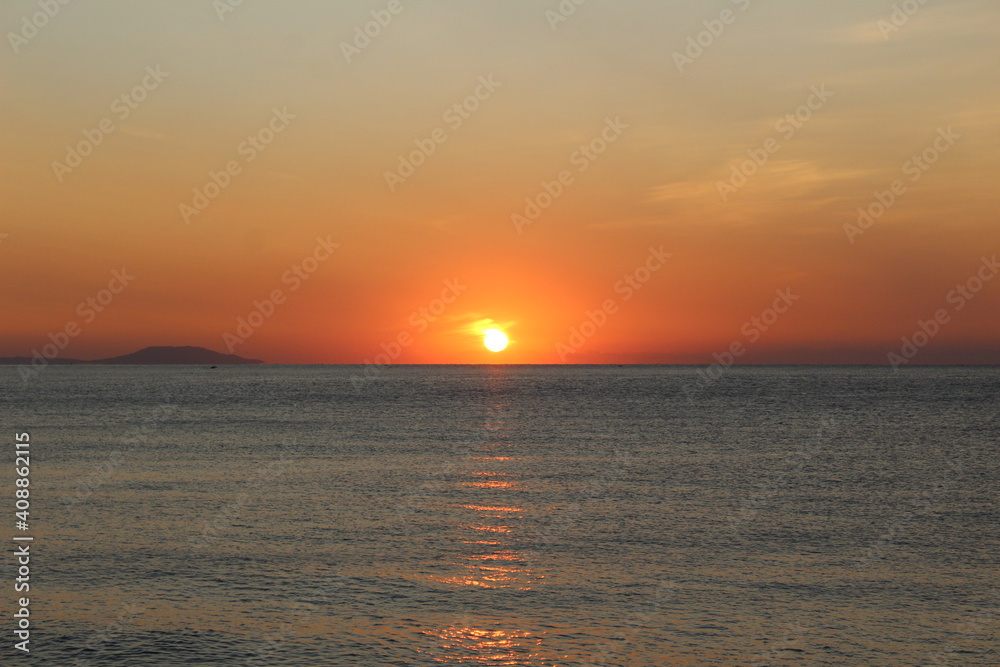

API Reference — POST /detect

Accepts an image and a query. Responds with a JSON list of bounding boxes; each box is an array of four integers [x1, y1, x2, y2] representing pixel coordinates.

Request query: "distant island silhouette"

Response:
[[0, 346, 264, 365]]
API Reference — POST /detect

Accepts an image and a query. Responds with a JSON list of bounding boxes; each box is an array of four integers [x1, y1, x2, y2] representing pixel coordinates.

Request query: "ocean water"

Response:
[[1, 365, 997, 666]]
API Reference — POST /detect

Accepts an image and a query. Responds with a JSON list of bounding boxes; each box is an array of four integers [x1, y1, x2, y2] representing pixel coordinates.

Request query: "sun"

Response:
[[483, 329, 509, 352]]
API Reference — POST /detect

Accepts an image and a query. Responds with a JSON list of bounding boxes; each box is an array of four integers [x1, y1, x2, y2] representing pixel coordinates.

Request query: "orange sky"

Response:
[[2, 0, 998, 364]]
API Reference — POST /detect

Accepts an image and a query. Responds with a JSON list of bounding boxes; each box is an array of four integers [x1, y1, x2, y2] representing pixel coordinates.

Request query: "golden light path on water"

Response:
[[417, 388, 561, 665]]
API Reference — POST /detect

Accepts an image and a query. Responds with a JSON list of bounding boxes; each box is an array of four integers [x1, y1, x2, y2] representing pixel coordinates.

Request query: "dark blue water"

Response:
[[1, 365, 997, 665]]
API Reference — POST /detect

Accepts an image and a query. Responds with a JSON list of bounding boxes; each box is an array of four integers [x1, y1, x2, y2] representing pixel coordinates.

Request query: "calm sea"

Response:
[[1, 365, 997, 666]]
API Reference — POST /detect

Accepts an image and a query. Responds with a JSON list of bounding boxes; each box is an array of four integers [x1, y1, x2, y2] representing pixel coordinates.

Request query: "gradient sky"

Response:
[[2, 0, 998, 364]]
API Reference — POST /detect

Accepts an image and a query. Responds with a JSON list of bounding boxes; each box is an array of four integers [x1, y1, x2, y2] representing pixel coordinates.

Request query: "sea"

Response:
[[1, 365, 997, 666]]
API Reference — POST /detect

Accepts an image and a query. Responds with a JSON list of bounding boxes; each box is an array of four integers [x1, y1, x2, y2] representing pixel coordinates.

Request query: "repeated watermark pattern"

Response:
[[340, 0, 418, 63], [62, 403, 177, 506], [545, 0, 588, 31], [726, 417, 837, 532], [717, 85, 834, 201], [672, 0, 753, 73], [190, 442, 299, 551], [180, 107, 296, 224], [844, 127, 960, 243], [70, 601, 145, 667], [213, 0, 246, 22], [17, 268, 136, 384], [384, 75, 501, 192], [926, 590, 999, 666], [856, 458, 963, 570], [512, 116, 628, 233], [555, 245, 670, 361], [522, 447, 636, 569], [7, 0, 73, 54], [681, 287, 800, 401], [223, 236, 339, 353], [750, 623, 810, 667], [888, 255, 997, 369], [350, 278, 467, 391], [877, 0, 933, 40], [51, 65, 169, 182], [587, 580, 677, 666]]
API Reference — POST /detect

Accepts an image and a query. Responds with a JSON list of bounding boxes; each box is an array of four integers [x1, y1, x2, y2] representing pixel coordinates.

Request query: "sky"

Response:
[[1, 0, 998, 364]]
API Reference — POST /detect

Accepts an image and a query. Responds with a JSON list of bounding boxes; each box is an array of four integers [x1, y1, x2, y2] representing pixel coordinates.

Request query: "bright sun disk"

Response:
[[483, 329, 508, 352]]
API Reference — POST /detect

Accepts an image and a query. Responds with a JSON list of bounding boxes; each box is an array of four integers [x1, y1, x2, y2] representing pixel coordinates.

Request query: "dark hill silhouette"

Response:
[[92, 346, 263, 365], [0, 346, 263, 365]]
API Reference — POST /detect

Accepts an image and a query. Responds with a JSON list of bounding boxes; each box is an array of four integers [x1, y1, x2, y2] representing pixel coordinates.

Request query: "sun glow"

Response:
[[483, 329, 509, 352]]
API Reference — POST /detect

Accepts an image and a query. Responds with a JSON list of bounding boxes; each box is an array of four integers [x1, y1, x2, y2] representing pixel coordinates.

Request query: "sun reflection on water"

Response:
[[420, 388, 554, 663], [422, 623, 548, 665], [459, 504, 523, 513]]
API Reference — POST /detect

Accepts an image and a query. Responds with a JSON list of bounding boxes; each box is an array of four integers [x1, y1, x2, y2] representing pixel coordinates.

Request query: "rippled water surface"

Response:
[[1, 365, 997, 665]]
